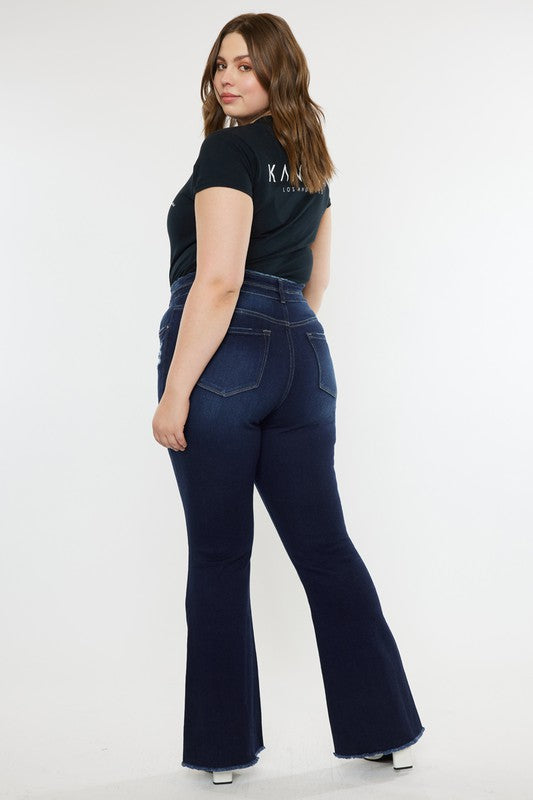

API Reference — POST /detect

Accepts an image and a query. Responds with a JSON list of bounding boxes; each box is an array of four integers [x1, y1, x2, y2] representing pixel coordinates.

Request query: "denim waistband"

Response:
[[169, 269, 306, 303]]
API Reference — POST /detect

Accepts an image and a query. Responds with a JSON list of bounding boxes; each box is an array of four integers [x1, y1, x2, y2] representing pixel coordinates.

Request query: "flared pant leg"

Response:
[[167, 411, 265, 772], [254, 333, 425, 758]]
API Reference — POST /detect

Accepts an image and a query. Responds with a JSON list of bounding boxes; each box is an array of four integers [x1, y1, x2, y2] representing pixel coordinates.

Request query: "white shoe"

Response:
[[364, 745, 413, 770], [212, 770, 233, 784]]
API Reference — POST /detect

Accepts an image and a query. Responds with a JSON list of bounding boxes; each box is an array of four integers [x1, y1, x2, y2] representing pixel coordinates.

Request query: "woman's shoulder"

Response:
[[192, 125, 258, 194], [195, 124, 258, 169]]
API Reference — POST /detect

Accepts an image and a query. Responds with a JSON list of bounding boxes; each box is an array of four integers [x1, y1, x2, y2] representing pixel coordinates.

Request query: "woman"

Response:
[[152, 13, 425, 785]]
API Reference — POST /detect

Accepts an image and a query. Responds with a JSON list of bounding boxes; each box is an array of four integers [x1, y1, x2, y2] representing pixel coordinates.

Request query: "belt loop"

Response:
[[278, 277, 287, 304]]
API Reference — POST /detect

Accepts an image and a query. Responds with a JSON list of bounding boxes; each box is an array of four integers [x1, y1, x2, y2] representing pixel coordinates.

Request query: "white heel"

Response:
[[392, 745, 413, 769], [212, 770, 233, 784], [363, 744, 414, 769]]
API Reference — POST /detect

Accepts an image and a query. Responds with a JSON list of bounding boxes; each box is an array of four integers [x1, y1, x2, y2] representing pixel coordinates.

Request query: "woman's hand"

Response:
[[152, 388, 189, 451]]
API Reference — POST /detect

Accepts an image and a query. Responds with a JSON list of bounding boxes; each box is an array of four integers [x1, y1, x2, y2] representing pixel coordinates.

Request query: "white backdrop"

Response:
[[1, 1, 532, 798]]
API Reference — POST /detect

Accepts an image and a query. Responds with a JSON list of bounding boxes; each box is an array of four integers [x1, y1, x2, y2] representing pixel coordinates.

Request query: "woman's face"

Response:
[[213, 32, 270, 125]]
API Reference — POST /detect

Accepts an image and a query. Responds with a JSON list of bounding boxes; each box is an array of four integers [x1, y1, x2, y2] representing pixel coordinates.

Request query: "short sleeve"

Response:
[[192, 132, 255, 199]]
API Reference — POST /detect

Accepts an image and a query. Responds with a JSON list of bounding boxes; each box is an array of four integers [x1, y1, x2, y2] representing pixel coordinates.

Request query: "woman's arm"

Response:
[[303, 206, 332, 314], [163, 186, 253, 399]]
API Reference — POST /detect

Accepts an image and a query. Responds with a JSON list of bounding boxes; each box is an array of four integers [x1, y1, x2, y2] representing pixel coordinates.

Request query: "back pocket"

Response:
[[306, 331, 337, 398], [197, 327, 271, 397]]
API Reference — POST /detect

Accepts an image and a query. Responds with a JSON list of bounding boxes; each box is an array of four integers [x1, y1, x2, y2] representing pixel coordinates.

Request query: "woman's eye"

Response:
[[215, 64, 252, 71]]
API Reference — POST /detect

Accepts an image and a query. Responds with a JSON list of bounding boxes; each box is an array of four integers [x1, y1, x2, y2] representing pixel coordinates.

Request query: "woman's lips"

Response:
[[221, 95, 239, 102]]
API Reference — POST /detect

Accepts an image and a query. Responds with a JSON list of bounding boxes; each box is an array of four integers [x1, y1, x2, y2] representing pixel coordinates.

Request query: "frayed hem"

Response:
[[182, 744, 266, 772], [333, 725, 425, 759]]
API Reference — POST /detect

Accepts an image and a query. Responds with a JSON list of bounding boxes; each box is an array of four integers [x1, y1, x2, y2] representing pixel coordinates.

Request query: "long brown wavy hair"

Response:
[[199, 13, 337, 195]]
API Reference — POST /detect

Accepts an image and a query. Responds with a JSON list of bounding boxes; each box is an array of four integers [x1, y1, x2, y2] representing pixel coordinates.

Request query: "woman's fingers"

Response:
[[169, 431, 187, 451], [152, 393, 190, 450]]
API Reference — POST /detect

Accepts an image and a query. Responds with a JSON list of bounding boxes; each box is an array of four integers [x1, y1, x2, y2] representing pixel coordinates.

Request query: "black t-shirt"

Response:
[[166, 114, 331, 286]]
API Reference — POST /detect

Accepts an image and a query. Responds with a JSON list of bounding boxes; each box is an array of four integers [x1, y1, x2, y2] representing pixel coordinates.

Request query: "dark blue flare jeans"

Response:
[[156, 268, 425, 773]]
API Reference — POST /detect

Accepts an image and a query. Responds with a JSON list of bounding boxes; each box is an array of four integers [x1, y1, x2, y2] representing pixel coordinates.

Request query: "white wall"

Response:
[[1, 1, 532, 797]]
